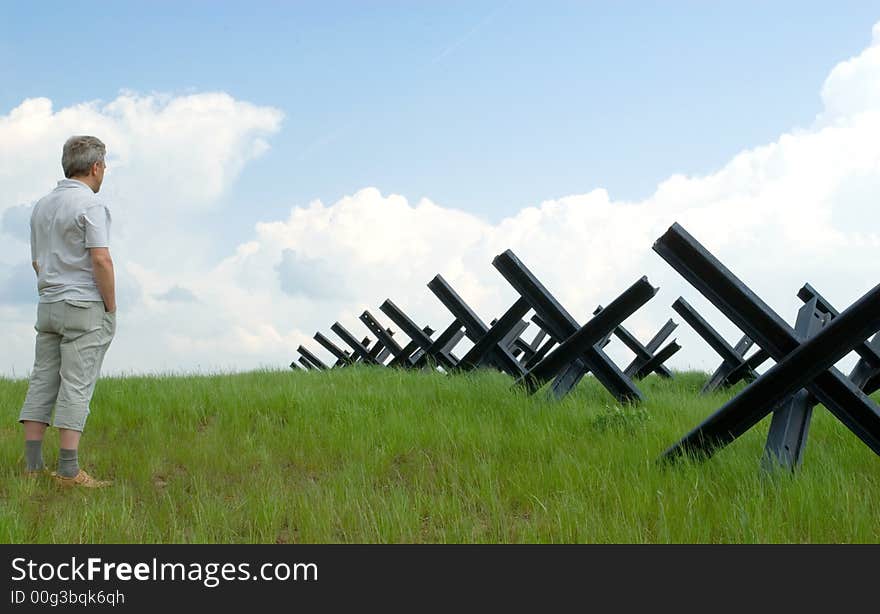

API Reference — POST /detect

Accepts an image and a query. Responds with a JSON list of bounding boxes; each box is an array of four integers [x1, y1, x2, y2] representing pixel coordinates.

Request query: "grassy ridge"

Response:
[[1, 367, 879, 543]]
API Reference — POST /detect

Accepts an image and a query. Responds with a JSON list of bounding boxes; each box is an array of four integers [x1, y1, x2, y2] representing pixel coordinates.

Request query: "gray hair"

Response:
[[62, 135, 106, 178]]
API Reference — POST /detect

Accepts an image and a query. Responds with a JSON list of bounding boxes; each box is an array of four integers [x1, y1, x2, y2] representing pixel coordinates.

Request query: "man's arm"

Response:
[[32, 261, 39, 276], [89, 247, 116, 313]]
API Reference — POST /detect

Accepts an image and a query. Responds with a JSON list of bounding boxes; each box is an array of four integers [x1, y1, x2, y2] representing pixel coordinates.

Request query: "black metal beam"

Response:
[[360, 310, 404, 357], [633, 340, 681, 380], [672, 297, 743, 366], [849, 334, 880, 391], [799, 282, 880, 369], [380, 299, 434, 350], [646, 319, 678, 355], [427, 275, 490, 343], [314, 331, 353, 367], [298, 345, 329, 370], [331, 322, 379, 364], [671, 296, 765, 391], [761, 298, 827, 472]]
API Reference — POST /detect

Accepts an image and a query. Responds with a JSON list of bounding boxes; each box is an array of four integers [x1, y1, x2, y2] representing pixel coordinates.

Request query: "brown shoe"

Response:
[[23, 468, 49, 479], [52, 469, 113, 489]]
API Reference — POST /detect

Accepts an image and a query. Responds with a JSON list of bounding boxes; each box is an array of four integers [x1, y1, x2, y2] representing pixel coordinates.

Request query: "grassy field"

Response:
[[1, 366, 879, 543]]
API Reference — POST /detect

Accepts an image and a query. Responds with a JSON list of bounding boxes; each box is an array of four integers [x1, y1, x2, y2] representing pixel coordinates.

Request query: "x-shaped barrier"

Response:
[[672, 297, 770, 393], [426, 274, 526, 378], [593, 305, 679, 380], [654, 223, 880, 464], [493, 249, 655, 403], [379, 299, 465, 370]]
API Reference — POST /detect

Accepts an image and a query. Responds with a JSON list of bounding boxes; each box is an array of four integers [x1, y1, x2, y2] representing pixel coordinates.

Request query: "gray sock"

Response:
[[58, 448, 79, 478], [25, 440, 44, 471]]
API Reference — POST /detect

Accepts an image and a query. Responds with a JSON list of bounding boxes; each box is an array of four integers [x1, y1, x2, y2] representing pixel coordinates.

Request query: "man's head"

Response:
[[62, 135, 107, 193]]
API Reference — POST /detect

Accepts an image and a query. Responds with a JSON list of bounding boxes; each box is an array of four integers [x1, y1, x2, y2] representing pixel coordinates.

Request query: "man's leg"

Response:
[[54, 302, 115, 485], [19, 304, 62, 473], [57, 429, 82, 479], [23, 422, 48, 472]]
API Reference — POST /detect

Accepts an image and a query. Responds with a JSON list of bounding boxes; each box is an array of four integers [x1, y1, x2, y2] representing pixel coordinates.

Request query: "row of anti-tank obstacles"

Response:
[[291, 222, 880, 473]]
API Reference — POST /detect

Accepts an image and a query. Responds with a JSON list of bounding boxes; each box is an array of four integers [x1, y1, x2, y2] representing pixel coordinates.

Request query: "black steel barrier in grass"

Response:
[[760, 296, 829, 471], [427, 274, 525, 378], [380, 299, 462, 370], [292, 249, 671, 409], [330, 322, 381, 365], [511, 324, 550, 365], [654, 222, 880, 468], [297, 345, 329, 371], [493, 249, 648, 403], [593, 304, 679, 380], [314, 331, 354, 367], [287, 222, 880, 473], [798, 283, 880, 396], [359, 311, 404, 366], [671, 296, 770, 393], [513, 276, 658, 396]]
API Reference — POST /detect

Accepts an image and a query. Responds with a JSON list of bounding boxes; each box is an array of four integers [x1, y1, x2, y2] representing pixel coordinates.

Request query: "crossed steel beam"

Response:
[[798, 283, 880, 395], [379, 299, 465, 370], [426, 274, 526, 377], [758, 284, 880, 470], [492, 249, 652, 403], [671, 297, 771, 393], [514, 277, 658, 395], [593, 305, 679, 379], [654, 222, 880, 464]]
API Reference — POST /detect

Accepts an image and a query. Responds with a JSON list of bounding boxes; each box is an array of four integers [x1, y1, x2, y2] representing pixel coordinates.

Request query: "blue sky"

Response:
[[3, 2, 880, 376], [3, 2, 878, 235]]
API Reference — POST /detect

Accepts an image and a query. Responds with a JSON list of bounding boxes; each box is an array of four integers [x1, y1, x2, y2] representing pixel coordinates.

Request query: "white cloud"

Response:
[[820, 22, 880, 120], [4, 23, 880, 382], [0, 91, 284, 375]]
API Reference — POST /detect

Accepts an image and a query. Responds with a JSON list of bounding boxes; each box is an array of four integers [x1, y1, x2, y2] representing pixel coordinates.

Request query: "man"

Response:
[[18, 135, 116, 488]]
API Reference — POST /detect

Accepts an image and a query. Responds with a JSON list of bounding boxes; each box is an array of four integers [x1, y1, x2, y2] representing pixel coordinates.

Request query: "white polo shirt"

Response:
[[30, 179, 112, 303]]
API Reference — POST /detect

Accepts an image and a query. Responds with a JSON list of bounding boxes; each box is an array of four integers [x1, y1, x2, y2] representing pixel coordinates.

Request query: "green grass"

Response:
[[2, 367, 879, 543]]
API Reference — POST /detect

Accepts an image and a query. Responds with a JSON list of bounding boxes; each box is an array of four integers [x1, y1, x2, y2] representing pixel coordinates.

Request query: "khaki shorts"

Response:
[[18, 299, 116, 432]]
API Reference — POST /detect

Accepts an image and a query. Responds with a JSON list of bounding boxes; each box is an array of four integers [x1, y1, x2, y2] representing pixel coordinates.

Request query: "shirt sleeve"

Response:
[[82, 204, 112, 248]]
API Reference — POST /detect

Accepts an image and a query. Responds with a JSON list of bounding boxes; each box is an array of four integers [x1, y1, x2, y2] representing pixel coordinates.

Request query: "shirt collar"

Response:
[[57, 178, 90, 190]]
